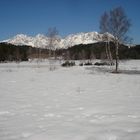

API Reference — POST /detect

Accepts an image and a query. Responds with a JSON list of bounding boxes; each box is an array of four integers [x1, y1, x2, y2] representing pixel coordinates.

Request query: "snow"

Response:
[[0, 60, 140, 140], [1, 32, 113, 49]]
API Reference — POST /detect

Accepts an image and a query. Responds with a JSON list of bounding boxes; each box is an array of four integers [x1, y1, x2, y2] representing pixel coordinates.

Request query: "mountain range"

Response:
[[2, 32, 114, 49]]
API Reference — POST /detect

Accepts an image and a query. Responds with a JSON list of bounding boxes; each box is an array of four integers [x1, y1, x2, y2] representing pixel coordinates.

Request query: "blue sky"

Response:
[[0, 0, 140, 44]]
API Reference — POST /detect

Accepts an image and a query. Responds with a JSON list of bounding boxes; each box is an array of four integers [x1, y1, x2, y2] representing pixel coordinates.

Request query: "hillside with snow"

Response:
[[2, 32, 113, 49]]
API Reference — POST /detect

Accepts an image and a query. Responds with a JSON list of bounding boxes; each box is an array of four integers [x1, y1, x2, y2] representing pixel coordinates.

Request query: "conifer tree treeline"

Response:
[[0, 42, 140, 62]]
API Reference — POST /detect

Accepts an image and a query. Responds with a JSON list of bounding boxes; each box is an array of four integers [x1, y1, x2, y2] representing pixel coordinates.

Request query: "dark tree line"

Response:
[[0, 42, 140, 62], [0, 43, 29, 62], [56, 43, 140, 60], [0, 43, 51, 62]]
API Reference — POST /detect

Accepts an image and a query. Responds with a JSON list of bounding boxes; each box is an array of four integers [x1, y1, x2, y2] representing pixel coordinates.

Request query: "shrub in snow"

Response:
[[84, 61, 93, 66], [94, 61, 114, 66], [79, 63, 84, 66], [61, 61, 75, 67]]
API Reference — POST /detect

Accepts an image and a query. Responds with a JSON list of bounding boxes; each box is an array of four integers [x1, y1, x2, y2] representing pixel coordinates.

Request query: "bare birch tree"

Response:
[[100, 7, 131, 72], [47, 27, 58, 57], [46, 27, 59, 70], [109, 7, 131, 72], [100, 12, 113, 65]]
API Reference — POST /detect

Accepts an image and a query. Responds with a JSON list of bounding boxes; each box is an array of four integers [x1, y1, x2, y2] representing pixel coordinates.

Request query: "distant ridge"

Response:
[[2, 32, 114, 49]]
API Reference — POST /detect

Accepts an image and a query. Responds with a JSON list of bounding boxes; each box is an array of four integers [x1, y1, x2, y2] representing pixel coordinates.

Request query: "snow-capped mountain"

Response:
[[2, 32, 113, 49]]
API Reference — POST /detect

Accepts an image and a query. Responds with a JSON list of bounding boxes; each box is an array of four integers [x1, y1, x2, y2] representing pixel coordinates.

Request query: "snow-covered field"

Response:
[[0, 60, 140, 140]]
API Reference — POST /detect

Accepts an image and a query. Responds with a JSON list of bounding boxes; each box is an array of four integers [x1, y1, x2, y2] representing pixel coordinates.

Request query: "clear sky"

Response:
[[0, 0, 140, 44]]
